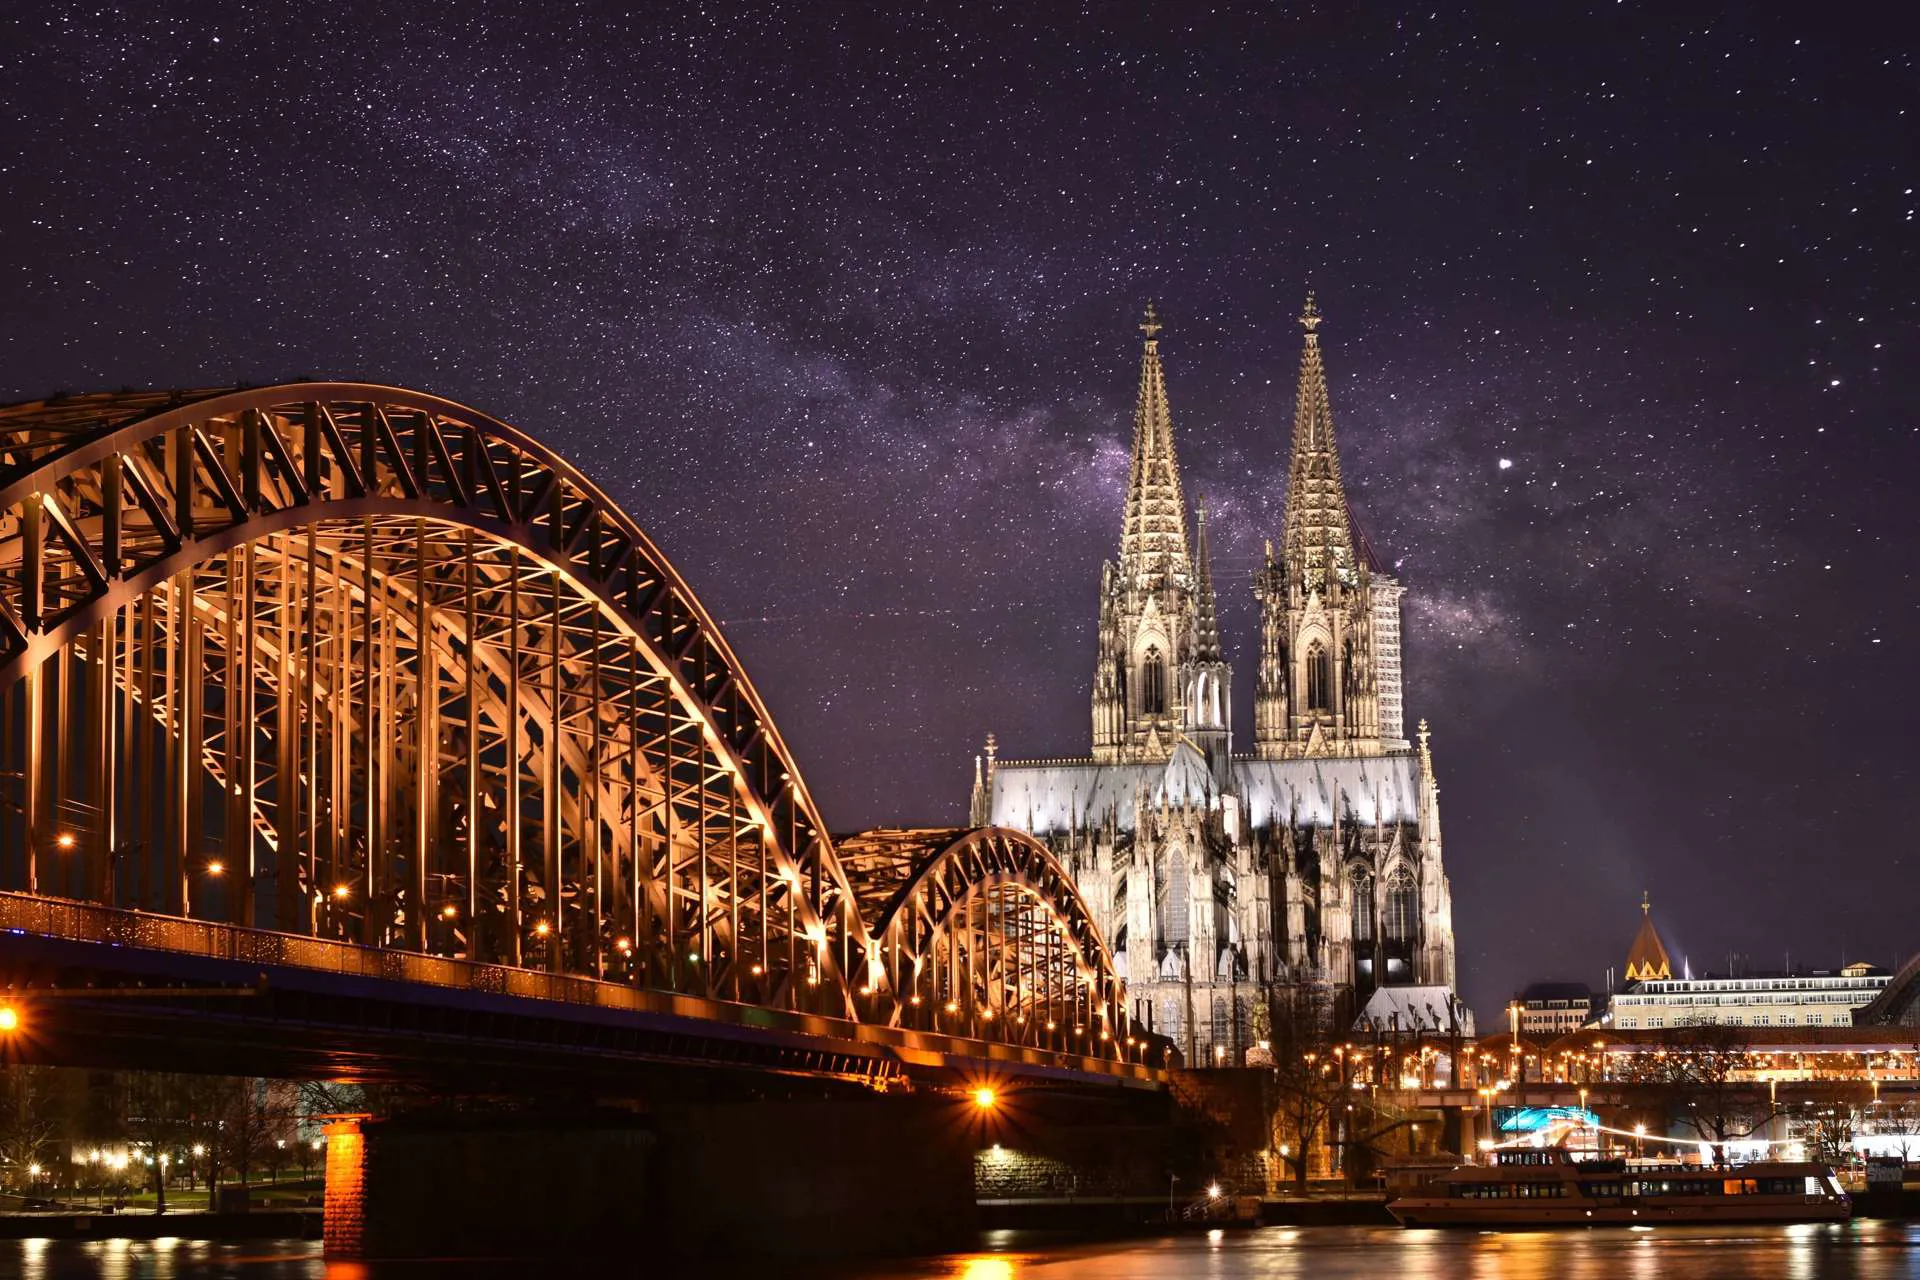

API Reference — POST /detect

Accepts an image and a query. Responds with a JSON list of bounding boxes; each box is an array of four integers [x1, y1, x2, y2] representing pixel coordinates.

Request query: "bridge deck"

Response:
[[0, 891, 1163, 1092]]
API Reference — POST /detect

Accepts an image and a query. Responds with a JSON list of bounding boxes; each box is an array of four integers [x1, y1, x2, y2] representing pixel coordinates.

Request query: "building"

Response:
[[1514, 982, 1601, 1037], [969, 298, 1463, 1064], [1604, 897, 1891, 1030]]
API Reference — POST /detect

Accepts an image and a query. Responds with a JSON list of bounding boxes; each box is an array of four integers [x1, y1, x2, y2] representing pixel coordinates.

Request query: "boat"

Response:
[[1387, 1147, 1850, 1228]]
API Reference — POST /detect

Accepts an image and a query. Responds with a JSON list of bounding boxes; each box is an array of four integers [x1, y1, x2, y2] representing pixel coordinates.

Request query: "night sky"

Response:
[[4, 4, 1915, 1020]]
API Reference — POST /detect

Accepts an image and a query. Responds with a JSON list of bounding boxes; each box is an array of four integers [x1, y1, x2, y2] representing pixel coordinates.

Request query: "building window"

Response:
[[1142, 646, 1166, 716], [1385, 869, 1417, 945], [1306, 643, 1330, 712], [1351, 870, 1375, 943]]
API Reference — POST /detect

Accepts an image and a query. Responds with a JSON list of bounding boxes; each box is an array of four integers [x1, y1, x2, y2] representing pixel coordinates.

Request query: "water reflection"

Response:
[[0, 1225, 1914, 1279]]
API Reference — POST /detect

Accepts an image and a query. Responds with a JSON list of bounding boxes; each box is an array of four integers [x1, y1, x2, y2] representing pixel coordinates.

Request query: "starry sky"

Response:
[[2, 3, 1914, 1019]]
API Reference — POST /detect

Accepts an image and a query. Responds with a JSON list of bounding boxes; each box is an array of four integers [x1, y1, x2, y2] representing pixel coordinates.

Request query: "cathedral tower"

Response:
[[1092, 303, 1201, 764], [1254, 294, 1406, 758]]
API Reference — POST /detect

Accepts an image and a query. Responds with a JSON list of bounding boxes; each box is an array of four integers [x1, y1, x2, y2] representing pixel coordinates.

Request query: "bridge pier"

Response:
[[322, 1096, 976, 1261]]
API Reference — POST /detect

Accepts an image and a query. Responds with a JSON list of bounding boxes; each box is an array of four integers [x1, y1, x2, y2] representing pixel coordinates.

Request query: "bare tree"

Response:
[[122, 1072, 224, 1215], [0, 1066, 60, 1195], [1265, 984, 1351, 1192], [1620, 1023, 1777, 1159]]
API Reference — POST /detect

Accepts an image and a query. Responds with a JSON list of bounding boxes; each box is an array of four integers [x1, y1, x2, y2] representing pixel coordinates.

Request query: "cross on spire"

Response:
[[1140, 299, 1163, 342]]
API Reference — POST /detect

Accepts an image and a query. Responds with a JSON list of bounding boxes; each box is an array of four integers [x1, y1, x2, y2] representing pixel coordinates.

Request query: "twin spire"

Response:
[[1118, 294, 1359, 607], [1118, 300, 1191, 591], [1278, 291, 1361, 592]]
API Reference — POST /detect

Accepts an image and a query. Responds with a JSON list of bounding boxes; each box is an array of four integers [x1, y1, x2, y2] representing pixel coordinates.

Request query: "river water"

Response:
[[2, 1222, 1918, 1278]]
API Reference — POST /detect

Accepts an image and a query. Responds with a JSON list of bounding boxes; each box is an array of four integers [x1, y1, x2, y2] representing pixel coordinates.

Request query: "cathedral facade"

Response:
[[970, 298, 1464, 1064]]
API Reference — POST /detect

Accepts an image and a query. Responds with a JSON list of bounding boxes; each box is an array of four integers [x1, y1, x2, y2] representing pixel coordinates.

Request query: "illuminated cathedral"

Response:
[[969, 298, 1465, 1064]]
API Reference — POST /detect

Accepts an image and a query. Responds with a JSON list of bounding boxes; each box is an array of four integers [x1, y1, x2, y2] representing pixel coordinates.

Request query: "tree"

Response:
[[0, 1066, 60, 1195], [1621, 1023, 1777, 1159], [122, 1072, 225, 1215], [1265, 984, 1351, 1193]]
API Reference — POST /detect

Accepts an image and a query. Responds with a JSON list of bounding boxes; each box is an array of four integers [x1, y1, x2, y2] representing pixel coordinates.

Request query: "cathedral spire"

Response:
[[1119, 300, 1191, 589], [1193, 496, 1221, 663], [1280, 292, 1359, 592]]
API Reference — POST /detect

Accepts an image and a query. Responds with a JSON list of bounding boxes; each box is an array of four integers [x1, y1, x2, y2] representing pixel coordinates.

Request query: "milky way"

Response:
[[3, 3, 1914, 1015]]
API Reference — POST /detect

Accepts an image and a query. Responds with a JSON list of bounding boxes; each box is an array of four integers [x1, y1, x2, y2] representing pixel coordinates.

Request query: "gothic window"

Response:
[[1211, 996, 1230, 1052], [1385, 868, 1418, 945], [1142, 646, 1166, 715], [1305, 643, 1330, 711], [1343, 637, 1358, 703], [1351, 870, 1375, 943]]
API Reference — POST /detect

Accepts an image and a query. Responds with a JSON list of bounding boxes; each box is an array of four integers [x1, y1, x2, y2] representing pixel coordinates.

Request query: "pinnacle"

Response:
[[1193, 496, 1221, 663]]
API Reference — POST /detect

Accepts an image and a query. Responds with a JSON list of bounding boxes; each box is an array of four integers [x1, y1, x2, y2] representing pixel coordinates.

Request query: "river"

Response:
[[2, 1222, 1918, 1278]]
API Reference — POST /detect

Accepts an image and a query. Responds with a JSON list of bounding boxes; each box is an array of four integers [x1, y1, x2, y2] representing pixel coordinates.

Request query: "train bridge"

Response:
[[0, 383, 1160, 1104]]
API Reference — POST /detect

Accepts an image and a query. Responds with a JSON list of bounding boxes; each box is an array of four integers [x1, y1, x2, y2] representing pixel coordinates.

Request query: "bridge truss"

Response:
[[0, 384, 1141, 1078]]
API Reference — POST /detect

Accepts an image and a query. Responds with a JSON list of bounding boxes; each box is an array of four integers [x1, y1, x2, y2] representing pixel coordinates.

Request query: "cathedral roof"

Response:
[[1624, 893, 1674, 982], [989, 751, 1422, 833], [1153, 740, 1215, 808]]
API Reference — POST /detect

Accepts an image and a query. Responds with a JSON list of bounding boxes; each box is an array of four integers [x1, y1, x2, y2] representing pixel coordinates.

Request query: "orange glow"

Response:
[[205, 860, 225, 876], [54, 833, 75, 851], [0, 1005, 18, 1033], [972, 1087, 997, 1110], [332, 883, 351, 900], [533, 920, 552, 938], [441, 904, 458, 919]]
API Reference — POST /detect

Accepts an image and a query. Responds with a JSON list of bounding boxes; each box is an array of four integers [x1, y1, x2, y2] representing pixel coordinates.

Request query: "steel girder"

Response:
[[852, 827, 1129, 1054], [0, 384, 1134, 1069]]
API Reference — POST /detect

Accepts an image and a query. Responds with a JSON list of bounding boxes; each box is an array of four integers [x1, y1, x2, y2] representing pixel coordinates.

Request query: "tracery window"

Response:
[[1142, 646, 1166, 715], [1385, 868, 1418, 945], [1351, 870, 1376, 943], [1305, 643, 1330, 711]]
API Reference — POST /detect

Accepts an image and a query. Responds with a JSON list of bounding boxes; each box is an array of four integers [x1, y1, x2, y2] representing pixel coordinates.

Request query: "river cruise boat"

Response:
[[1388, 1148, 1850, 1228]]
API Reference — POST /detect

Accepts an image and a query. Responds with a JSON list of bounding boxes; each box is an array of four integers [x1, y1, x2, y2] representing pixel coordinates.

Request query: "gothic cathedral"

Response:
[[970, 298, 1466, 1064]]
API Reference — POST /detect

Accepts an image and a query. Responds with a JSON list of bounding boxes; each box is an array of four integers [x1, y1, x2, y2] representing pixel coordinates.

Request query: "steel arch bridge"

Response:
[[0, 383, 1146, 1086]]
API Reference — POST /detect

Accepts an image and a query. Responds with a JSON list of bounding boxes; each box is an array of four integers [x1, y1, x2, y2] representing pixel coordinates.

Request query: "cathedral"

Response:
[[969, 297, 1466, 1064]]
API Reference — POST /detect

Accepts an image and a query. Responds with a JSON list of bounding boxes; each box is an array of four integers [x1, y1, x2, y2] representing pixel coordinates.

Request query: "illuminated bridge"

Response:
[[0, 383, 1156, 1094]]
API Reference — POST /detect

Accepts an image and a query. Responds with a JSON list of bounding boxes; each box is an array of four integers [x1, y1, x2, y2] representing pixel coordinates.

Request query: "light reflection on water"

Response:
[[0, 1223, 1916, 1279]]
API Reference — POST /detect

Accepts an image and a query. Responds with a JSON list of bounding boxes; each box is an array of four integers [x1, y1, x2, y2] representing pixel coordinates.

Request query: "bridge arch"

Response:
[[1858, 954, 1920, 1028], [842, 827, 1128, 1053], [0, 384, 879, 1015]]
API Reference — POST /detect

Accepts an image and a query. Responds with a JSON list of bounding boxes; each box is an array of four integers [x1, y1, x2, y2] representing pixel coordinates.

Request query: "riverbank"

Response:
[[979, 1194, 1393, 1231], [0, 1210, 319, 1240]]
